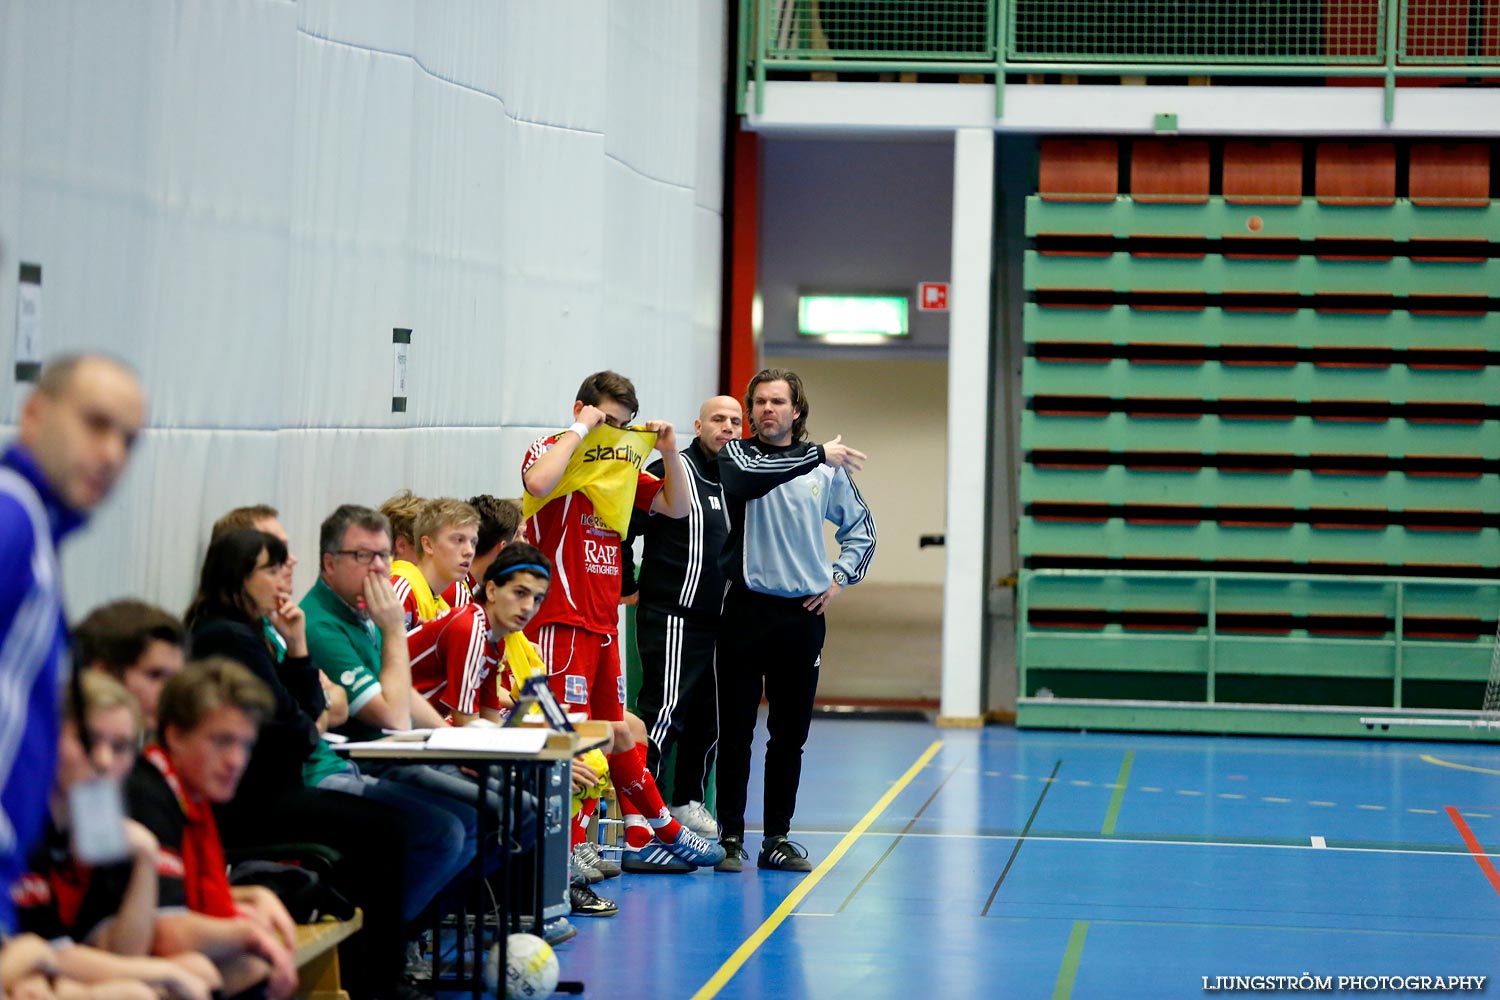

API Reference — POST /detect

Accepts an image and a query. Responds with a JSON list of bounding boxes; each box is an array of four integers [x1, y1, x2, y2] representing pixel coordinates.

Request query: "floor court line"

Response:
[[688, 739, 943, 1000], [1042, 917, 1500, 941], [835, 757, 965, 913], [1100, 751, 1134, 835], [781, 828, 1500, 858], [1052, 921, 1089, 1000], [982, 758, 1063, 916], [1446, 805, 1500, 894], [1424, 754, 1500, 776]]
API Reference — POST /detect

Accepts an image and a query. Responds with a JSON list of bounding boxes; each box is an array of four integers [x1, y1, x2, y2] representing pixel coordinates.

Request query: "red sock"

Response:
[[571, 797, 600, 849], [617, 790, 654, 849], [608, 746, 683, 843]]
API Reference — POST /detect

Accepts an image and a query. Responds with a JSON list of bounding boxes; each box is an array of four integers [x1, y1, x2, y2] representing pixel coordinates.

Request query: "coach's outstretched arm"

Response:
[[718, 438, 825, 500]]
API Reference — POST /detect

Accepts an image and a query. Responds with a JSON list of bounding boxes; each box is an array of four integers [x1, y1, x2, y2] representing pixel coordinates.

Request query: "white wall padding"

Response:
[[0, 0, 727, 615]]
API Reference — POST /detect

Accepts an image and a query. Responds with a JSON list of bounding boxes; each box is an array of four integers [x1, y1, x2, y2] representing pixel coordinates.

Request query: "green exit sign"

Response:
[[797, 294, 910, 342]]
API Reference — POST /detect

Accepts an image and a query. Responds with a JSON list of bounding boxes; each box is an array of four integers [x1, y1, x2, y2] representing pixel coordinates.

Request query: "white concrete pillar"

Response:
[[939, 127, 994, 725]]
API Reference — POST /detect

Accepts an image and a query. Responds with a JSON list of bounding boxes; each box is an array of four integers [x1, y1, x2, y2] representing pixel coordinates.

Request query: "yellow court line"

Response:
[[689, 740, 945, 1000], [1421, 754, 1500, 776]]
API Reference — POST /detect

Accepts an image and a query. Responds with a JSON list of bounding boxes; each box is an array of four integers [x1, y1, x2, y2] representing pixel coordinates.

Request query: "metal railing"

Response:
[[1017, 568, 1500, 710], [740, 0, 1500, 118]]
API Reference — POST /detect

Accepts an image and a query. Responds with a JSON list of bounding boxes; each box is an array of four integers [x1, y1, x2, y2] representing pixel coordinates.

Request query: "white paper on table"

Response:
[[333, 739, 406, 752], [381, 728, 434, 741], [425, 727, 548, 754]]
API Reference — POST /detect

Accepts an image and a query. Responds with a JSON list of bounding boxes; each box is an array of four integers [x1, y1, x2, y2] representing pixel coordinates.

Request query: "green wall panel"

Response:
[[1022, 411, 1500, 455], [1026, 251, 1500, 296], [1026, 198, 1500, 241], [1023, 304, 1500, 350]]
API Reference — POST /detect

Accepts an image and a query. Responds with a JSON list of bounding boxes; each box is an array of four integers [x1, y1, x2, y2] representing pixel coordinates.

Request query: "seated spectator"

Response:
[[301, 506, 448, 740], [377, 491, 425, 572], [210, 508, 352, 744], [181, 534, 426, 1000], [17, 671, 223, 1000], [439, 496, 523, 609], [74, 601, 186, 737], [124, 660, 299, 999], [393, 499, 476, 683], [207, 506, 303, 667], [414, 542, 551, 726]]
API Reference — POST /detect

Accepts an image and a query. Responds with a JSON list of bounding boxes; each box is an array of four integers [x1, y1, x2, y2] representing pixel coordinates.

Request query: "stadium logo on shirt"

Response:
[[581, 443, 645, 470]]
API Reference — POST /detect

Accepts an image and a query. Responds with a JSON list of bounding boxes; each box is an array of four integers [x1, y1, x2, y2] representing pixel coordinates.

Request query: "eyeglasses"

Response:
[[334, 549, 392, 566]]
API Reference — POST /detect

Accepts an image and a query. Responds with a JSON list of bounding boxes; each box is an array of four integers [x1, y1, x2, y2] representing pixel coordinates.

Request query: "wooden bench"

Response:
[[293, 911, 363, 1000]]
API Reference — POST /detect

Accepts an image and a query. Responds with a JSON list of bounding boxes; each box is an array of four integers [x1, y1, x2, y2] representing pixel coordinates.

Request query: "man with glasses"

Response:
[[300, 504, 420, 742]]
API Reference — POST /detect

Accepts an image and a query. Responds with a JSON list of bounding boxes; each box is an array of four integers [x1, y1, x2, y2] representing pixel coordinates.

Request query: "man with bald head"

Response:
[[0, 353, 145, 932], [622, 394, 743, 861]]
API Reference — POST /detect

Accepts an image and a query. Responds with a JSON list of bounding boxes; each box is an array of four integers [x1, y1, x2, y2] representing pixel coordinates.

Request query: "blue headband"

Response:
[[499, 563, 550, 579]]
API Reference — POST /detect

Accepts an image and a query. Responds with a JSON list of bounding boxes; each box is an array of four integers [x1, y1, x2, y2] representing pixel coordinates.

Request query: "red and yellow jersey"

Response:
[[440, 573, 477, 610], [521, 433, 663, 635], [411, 603, 505, 717], [391, 561, 454, 677]]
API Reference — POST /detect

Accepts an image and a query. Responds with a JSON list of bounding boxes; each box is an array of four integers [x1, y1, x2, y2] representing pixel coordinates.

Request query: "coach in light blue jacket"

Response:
[[0, 355, 144, 932], [712, 367, 875, 874]]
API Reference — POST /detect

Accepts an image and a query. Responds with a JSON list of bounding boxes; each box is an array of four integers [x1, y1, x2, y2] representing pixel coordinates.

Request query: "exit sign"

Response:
[[918, 282, 948, 312]]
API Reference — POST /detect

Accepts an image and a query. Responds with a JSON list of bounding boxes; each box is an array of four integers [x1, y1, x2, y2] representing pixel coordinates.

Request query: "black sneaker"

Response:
[[569, 883, 619, 917], [715, 836, 746, 873], [757, 836, 813, 872]]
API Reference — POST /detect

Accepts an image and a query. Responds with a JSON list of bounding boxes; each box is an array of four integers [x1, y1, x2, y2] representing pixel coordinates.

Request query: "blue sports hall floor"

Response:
[[503, 717, 1500, 999]]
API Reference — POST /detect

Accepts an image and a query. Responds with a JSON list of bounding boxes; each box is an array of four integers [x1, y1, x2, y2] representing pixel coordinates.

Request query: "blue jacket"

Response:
[[717, 438, 876, 599], [0, 443, 86, 933]]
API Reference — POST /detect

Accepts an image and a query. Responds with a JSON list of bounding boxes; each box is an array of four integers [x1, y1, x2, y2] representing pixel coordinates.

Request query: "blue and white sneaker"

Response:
[[661, 824, 726, 867], [621, 842, 693, 874]]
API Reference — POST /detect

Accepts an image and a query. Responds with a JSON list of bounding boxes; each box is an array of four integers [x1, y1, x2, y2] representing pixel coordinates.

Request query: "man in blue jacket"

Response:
[[0, 354, 145, 931], [714, 368, 874, 873]]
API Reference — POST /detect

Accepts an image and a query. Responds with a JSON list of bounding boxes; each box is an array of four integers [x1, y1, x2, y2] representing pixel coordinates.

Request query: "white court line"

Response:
[[1311, 835, 1327, 849], [783, 828, 1499, 858]]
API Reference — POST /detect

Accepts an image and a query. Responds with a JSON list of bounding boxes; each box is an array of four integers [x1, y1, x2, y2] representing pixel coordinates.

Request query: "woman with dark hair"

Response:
[[183, 530, 428, 1000], [185, 530, 321, 805]]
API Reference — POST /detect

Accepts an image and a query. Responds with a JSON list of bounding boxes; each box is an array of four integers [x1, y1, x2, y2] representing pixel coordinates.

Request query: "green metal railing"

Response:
[[1017, 567, 1500, 708], [740, 0, 1500, 119]]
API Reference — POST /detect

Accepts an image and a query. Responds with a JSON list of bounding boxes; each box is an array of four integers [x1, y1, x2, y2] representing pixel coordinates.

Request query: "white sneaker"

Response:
[[669, 800, 719, 839]]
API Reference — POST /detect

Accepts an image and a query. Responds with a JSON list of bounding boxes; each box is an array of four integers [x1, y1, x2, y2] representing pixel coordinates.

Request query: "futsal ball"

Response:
[[485, 933, 558, 999]]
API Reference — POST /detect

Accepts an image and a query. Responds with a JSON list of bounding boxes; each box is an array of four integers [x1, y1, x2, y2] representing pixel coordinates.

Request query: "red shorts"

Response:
[[528, 623, 624, 723]]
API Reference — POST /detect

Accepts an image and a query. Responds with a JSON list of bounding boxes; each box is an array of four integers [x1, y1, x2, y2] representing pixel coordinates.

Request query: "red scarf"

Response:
[[143, 744, 236, 918]]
